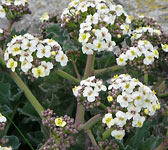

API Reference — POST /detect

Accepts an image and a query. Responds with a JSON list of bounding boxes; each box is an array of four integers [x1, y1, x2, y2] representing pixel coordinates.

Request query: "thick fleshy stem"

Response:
[[86, 129, 98, 147], [54, 69, 80, 84], [78, 114, 102, 130], [93, 65, 124, 75], [75, 54, 95, 127], [10, 72, 44, 118], [144, 73, 148, 85], [72, 61, 81, 80]]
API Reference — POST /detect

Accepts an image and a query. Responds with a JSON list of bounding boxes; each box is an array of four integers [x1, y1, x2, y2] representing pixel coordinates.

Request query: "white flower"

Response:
[[36, 44, 51, 58], [41, 61, 53, 76], [126, 104, 141, 120], [32, 66, 46, 78], [0, 5, 6, 18], [116, 54, 127, 66], [10, 44, 21, 56], [96, 3, 109, 14], [86, 13, 99, 25], [138, 40, 153, 50], [126, 15, 133, 24], [95, 27, 110, 40], [0, 113, 7, 123], [21, 39, 38, 52], [80, 76, 95, 86], [106, 41, 116, 51], [40, 12, 49, 22], [143, 52, 154, 65], [95, 80, 107, 92], [83, 86, 99, 102], [56, 51, 68, 66], [120, 24, 131, 35], [77, 2, 88, 12], [14, 0, 22, 6], [161, 44, 168, 52], [132, 91, 144, 107], [72, 85, 82, 97], [4, 51, 9, 61], [82, 43, 94, 55], [110, 5, 124, 16], [43, 39, 58, 47], [78, 32, 91, 43], [131, 33, 142, 41], [111, 130, 125, 140], [7, 58, 18, 72], [114, 111, 127, 127], [0, 146, 12, 150], [80, 22, 92, 33], [154, 49, 159, 59], [117, 92, 132, 108], [132, 114, 145, 127], [102, 113, 114, 128], [21, 60, 32, 73], [19, 50, 33, 62], [93, 39, 106, 52], [103, 14, 116, 25]]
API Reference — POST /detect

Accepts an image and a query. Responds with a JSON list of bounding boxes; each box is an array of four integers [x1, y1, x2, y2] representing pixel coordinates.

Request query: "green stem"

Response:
[[86, 129, 98, 147], [84, 54, 94, 79], [99, 102, 107, 110], [72, 61, 81, 79], [55, 69, 80, 84], [94, 65, 124, 75], [78, 114, 102, 130], [75, 104, 85, 127], [10, 72, 44, 118], [144, 73, 148, 85], [0, 107, 34, 150], [102, 127, 114, 140], [75, 55, 95, 127]]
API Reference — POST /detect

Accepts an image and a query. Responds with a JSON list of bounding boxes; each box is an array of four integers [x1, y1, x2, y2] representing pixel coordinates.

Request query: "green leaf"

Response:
[[27, 131, 44, 145], [127, 121, 151, 149], [46, 24, 77, 51], [3, 135, 21, 149], [18, 102, 40, 122], [138, 136, 162, 150]]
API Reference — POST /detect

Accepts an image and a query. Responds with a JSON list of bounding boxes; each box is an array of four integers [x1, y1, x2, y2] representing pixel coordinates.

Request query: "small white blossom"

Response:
[[102, 113, 114, 128], [111, 130, 125, 140]]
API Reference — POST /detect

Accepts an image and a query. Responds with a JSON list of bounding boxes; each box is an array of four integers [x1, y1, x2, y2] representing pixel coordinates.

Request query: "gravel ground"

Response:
[[0, 0, 168, 32]]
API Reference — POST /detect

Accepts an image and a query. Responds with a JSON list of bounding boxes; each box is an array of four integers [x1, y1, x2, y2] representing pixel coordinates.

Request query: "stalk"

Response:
[[10, 72, 44, 117], [86, 129, 98, 147], [54, 69, 80, 84], [144, 73, 148, 85]]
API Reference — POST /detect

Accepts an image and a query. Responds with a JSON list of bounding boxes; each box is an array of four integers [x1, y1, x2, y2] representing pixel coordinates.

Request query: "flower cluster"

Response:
[[61, 0, 133, 54], [0, 112, 7, 131], [41, 109, 78, 150], [102, 74, 160, 140], [0, 0, 31, 20], [116, 40, 159, 66], [72, 76, 107, 109], [4, 33, 68, 79]]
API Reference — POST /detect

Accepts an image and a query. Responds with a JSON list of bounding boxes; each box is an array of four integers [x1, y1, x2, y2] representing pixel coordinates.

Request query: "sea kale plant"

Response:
[[0, 0, 167, 149]]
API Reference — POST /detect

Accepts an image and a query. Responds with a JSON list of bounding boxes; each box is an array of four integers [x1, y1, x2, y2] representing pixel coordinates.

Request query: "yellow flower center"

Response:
[[107, 96, 113, 102], [119, 58, 124, 62], [137, 121, 142, 127], [131, 50, 135, 55], [119, 117, 124, 121], [49, 39, 54, 43], [82, 34, 87, 40], [144, 109, 149, 114], [145, 99, 150, 103], [148, 56, 153, 60], [136, 96, 141, 100], [9, 61, 14, 67], [73, 86, 77, 92], [125, 84, 130, 89], [14, 47, 20, 52], [37, 69, 42, 76], [97, 43, 102, 49], [0, 113, 2, 117], [106, 117, 112, 123]]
